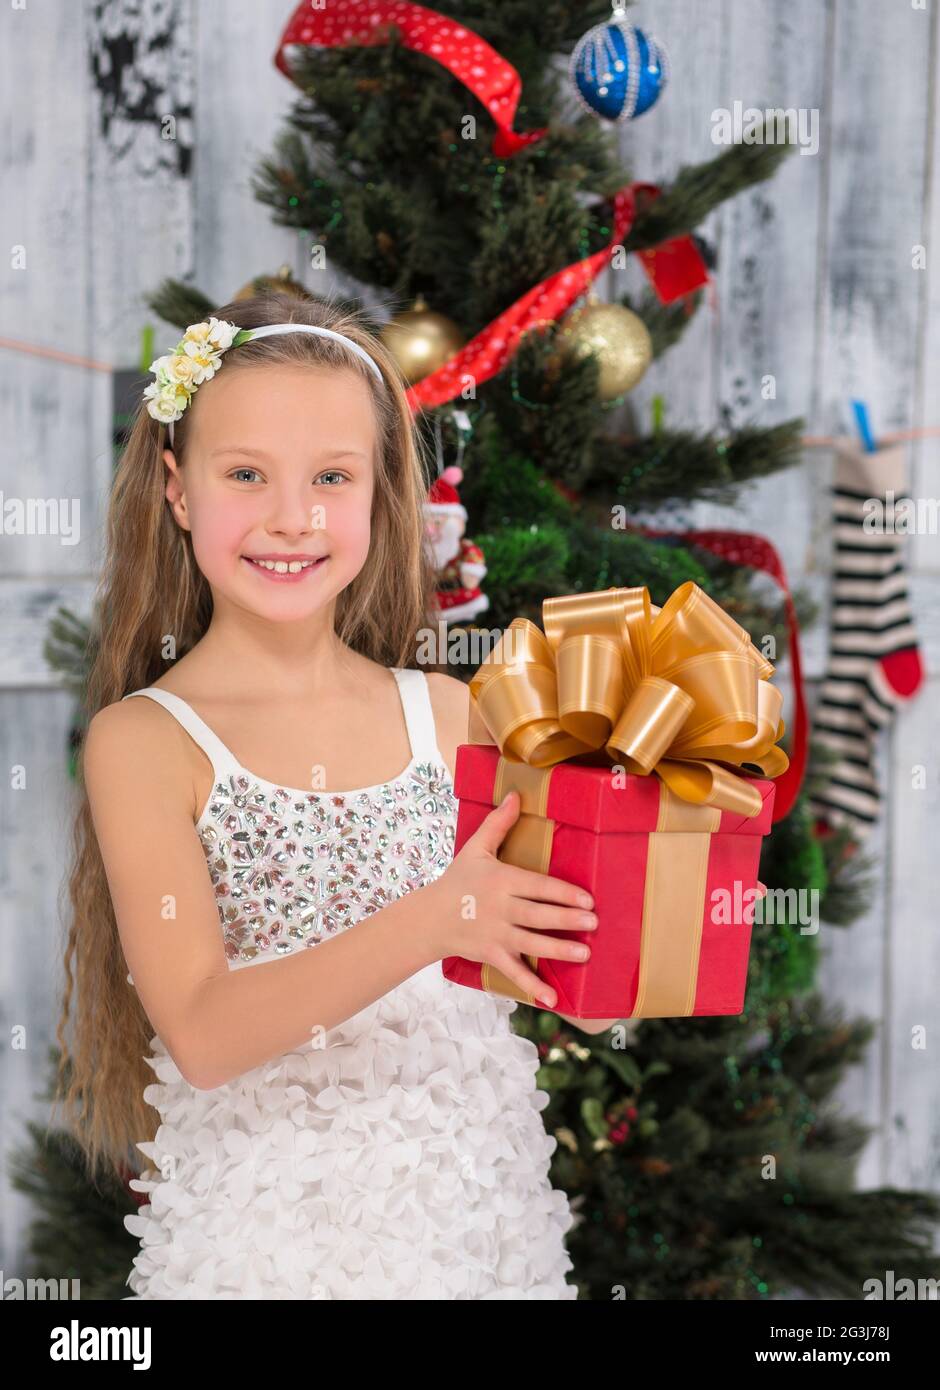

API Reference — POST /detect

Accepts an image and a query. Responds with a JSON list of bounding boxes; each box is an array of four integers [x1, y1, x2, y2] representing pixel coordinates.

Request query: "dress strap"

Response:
[[122, 688, 239, 782], [393, 667, 446, 765], [123, 674, 445, 779]]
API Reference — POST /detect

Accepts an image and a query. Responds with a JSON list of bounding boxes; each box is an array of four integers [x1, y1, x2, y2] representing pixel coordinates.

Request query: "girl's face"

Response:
[[164, 363, 376, 622]]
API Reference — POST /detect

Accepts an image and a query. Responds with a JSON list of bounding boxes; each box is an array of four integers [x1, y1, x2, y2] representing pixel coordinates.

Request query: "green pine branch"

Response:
[[145, 278, 216, 333], [623, 130, 796, 252], [577, 420, 807, 505]]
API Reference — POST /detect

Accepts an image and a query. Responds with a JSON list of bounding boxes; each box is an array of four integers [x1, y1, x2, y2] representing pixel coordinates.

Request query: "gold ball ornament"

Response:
[[380, 295, 465, 384], [558, 302, 653, 400], [234, 266, 312, 302]]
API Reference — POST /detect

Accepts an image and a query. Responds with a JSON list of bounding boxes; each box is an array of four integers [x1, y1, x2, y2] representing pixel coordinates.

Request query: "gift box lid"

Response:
[[454, 742, 776, 835]]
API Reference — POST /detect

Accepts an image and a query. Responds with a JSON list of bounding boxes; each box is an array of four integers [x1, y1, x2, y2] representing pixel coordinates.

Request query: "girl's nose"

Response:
[[268, 489, 318, 536]]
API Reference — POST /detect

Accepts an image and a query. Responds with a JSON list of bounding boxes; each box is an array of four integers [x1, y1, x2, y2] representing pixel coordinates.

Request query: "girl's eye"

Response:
[[227, 468, 348, 485]]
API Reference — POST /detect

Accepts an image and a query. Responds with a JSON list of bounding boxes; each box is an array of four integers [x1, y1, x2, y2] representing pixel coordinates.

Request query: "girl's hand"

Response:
[[427, 789, 597, 1009]]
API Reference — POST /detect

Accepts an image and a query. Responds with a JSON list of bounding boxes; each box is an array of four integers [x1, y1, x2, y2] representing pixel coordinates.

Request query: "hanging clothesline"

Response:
[[1, 334, 938, 449], [802, 428, 940, 447]]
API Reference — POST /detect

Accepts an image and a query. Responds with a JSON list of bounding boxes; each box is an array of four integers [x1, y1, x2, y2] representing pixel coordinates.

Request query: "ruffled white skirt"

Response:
[[123, 964, 579, 1299]]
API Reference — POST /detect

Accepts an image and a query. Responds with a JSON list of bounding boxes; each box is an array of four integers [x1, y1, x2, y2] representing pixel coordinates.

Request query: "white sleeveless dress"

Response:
[[119, 667, 578, 1300]]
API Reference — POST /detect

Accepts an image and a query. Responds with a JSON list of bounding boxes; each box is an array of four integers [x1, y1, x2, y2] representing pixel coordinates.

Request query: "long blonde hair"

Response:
[[54, 291, 442, 1187]]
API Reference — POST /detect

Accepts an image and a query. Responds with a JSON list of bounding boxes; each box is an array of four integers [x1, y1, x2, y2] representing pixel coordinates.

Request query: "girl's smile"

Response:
[[241, 553, 329, 582]]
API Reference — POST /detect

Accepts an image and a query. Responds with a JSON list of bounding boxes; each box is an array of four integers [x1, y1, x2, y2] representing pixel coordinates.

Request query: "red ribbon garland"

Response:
[[274, 0, 547, 156], [403, 183, 707, 410], [637, 527, 808, 822], [274, 0, 710, 411]]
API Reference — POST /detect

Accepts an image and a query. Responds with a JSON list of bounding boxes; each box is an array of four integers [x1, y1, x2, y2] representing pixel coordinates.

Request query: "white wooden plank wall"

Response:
[[1, 0, 937, 1284]]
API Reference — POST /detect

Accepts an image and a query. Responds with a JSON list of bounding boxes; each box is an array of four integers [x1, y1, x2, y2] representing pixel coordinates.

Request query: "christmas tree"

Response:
[[22, 0, 938, 1298]]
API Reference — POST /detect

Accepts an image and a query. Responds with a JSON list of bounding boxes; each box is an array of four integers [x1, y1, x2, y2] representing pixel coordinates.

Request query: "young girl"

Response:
[[58, 291, 612, 1301]]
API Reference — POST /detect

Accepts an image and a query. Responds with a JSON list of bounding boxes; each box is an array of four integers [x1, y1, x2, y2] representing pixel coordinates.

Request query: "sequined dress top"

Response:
[[118, 666, 577, 1299]]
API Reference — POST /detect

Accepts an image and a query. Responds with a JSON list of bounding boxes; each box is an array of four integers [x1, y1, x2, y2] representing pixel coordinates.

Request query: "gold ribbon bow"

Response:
[[469, 580, 789, 817]]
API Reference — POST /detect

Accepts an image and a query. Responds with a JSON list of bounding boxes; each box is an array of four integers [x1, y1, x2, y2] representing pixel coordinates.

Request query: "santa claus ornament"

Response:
[[424, 466, 489, 625]]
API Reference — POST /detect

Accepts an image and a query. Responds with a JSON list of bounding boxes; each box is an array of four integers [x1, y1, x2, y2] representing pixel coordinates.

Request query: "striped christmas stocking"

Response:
[[809, 438, 925, 837]]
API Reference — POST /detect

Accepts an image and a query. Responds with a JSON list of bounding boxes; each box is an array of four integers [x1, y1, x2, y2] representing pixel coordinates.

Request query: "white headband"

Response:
[[142, 318, 384, 444]]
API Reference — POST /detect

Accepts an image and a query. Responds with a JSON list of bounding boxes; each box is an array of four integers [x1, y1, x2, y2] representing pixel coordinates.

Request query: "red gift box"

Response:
[[439, 580, 791, 1019], [442, 743, 775, 1018]]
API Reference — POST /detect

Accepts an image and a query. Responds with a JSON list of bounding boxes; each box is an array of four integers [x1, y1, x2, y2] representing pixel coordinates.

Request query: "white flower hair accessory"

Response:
[[143, 318, 251, 426], [144, 318, 385, 436]]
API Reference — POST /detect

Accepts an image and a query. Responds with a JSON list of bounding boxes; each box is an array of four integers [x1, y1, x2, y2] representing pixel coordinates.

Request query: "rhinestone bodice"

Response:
[[198, 760, 456, 966], [122, 667, 458, 972]]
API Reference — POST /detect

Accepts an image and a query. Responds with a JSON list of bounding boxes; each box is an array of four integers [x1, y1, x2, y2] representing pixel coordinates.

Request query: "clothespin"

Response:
[[851, 399, 877, 453]]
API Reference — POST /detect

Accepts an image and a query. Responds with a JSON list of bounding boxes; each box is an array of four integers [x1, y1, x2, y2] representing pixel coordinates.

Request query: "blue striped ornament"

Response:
[[569, 11, 669, 123]]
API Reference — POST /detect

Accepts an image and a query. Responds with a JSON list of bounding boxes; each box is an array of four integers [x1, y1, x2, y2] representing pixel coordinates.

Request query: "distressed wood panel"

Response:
[[882, 0, 940, 1210], [0, 0, 96, 1275], [810, 0, 937, 1199], [193, 0, 301, 303], [887, 682, 940, 1196], [0, 0, 99, 580], [0, 689, 81, 1273]]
